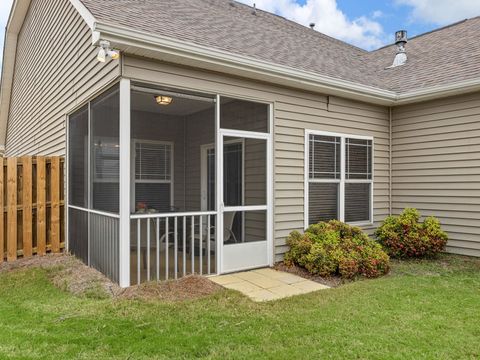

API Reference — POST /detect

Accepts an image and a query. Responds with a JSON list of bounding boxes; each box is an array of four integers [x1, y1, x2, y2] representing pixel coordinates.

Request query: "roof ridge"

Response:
[[370, 17, 477, 52]]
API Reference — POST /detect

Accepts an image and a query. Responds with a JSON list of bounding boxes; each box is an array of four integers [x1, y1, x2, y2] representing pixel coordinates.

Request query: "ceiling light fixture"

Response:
[[97, 40, 120, 62], [155, 95, 174, 106]]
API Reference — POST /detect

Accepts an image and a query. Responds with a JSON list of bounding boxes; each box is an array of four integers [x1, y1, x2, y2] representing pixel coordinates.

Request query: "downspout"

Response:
[[389, 107, 393, 216]]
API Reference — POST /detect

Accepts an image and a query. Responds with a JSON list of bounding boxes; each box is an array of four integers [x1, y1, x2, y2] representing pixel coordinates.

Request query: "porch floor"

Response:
[[210, 268, 329, 302]]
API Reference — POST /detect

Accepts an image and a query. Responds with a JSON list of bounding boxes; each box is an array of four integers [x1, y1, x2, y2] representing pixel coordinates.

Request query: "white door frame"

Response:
[[200, 139, 245, 212], [217, 126, 273, 274]]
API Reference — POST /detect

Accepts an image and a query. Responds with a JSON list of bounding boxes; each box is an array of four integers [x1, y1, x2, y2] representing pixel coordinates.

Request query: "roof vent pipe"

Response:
[[309, 23, 315, 30], [390, 30, 408, 68], [252, 3, 257, 15]]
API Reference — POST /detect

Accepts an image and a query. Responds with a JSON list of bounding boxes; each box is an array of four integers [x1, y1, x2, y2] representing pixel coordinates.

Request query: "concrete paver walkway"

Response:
[[210, 268, 329, 302]]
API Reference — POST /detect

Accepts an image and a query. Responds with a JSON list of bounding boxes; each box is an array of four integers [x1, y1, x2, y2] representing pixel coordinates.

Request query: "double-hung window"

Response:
[[305, 131, 373, 227], [134, 140, 174, 213]]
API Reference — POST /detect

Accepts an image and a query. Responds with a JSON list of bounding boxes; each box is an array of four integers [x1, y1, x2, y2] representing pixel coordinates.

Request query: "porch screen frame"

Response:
[[66, 82, 122, 283], [216, 96, 274, 274], [304, 129, 374, 229]]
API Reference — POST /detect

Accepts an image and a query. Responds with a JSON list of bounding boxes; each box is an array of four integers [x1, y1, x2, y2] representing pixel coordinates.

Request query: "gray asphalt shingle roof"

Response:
[[79, 0, 480, 94]]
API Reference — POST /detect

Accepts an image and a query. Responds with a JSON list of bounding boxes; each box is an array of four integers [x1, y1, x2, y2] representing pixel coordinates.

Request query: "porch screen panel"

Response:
[[135, 183, 171, 213], [220, 97, 269, 133], [90, 86, 120, 213], [68, 105, 88, 208], [134, 141, 173, 212]]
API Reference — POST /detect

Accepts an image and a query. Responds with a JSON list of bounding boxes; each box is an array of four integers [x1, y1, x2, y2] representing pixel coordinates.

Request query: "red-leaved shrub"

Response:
[[285, 220, 389, 279], [375, 208, 448, 258]]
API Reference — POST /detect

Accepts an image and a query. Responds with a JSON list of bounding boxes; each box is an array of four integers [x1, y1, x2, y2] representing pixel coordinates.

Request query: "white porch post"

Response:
[[119, 78, 131, 288], [215, 94, 223, 274]]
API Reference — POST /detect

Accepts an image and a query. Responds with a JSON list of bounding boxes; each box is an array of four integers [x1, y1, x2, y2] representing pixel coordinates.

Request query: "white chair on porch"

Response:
[[195, 211, 239, 254]]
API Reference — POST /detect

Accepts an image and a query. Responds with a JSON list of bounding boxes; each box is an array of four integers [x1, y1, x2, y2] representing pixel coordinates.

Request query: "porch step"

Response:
[[210, 268, 329, 302]]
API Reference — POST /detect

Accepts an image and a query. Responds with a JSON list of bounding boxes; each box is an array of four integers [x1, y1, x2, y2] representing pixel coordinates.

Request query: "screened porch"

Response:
[[67, 81, 272, 287]]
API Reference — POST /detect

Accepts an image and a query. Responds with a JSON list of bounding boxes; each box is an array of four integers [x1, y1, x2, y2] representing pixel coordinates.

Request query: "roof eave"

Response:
[[396, 78, 480, 105], [94, 22, 398, 106], [96, 22, 480, 107]]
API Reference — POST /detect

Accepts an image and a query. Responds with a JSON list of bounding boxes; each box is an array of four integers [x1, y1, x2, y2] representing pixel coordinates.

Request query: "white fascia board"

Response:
[[94, 22, 480, 107], [93, 22, 398, 106], [397, 77, 480, 105], [69, 0, 96, 30]]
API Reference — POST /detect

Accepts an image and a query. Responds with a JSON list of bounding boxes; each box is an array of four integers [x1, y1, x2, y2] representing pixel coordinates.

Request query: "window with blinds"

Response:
[[307, 132, 373, 226], [134, 141, 173, 212]]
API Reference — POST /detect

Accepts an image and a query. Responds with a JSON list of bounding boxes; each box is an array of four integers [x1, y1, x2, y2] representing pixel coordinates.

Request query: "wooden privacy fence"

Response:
[[0, 156, 65, 262]]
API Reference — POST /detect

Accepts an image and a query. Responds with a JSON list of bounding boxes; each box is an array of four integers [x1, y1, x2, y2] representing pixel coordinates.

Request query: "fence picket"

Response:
[[22, 156, 33, 258], [36, 156, 47, 256], [0, 159, 3, 263], [0, 156, 63, 262], [50, 157, 61, 253], [7, 158, 17, 262]]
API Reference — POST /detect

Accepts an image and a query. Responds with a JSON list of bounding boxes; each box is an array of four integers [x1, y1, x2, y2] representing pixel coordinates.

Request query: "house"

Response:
[[1, 0, 480, 287]]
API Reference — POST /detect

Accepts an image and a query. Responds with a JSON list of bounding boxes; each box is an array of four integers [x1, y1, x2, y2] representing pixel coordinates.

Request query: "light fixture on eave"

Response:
[[155, 95, 174, 106], [97, 40, 120, 63]]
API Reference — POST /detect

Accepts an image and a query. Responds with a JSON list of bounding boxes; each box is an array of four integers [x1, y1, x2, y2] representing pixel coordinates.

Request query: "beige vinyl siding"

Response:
[[392, 91, 480, 257], [123, 56, 390, 260], [5, 0, 120, 156]]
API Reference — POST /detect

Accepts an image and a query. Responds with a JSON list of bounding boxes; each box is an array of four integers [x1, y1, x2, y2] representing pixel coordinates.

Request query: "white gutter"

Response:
[[397, 77, 480, 104], [94, 22, 480, 107], [94, 22, 398, 106]]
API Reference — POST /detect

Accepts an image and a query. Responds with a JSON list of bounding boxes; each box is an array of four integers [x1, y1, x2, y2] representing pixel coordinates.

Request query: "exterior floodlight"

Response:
[[97, 40, 119, 62], [97, 47, 107, 62], [107, 49, 120, 60]]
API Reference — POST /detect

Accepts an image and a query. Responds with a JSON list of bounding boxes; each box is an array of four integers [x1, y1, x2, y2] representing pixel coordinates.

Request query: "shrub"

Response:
[[284, 220, 390, 279], [375, 208, 448, 258]]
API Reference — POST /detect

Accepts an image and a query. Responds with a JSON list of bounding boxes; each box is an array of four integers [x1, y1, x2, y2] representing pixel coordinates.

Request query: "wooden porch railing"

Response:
[[0, 156, 65, 262]]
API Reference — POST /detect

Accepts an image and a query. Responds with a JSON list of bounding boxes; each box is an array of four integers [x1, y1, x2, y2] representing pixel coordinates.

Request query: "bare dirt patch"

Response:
[[274, 262, 345, 288], [1, 254, 223, 301]]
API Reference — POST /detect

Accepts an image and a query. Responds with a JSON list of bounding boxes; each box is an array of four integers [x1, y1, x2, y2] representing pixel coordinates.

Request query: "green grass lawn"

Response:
[[0, 255, 479, 359]]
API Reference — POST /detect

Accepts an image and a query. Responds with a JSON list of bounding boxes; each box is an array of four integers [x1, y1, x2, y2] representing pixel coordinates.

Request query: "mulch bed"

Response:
[[1, 254, 224, 302], [121, 276, 223, 302], [274, 262, 345, 288]]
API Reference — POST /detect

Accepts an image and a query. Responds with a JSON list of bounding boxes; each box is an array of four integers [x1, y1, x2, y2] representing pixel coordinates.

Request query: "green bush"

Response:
[[284, 220, 390, 279], [375, 208, 448, 258]]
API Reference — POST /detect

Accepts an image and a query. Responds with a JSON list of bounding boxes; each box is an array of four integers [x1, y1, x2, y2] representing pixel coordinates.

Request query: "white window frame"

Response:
[[304, 129, 374, 229], [131, 139, 174, 213]]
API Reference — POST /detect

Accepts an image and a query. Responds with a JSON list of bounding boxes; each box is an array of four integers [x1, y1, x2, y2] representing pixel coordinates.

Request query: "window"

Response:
[[133, 140, 173, 213], [306, 131, 373, 227]]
